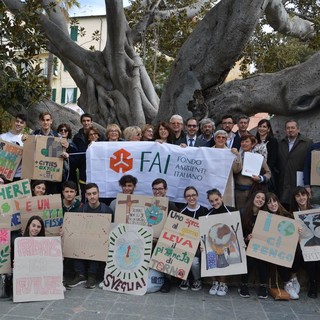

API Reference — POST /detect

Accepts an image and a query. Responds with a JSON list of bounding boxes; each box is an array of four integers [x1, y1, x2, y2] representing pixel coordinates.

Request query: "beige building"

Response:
[[38, 15, 107, 114]]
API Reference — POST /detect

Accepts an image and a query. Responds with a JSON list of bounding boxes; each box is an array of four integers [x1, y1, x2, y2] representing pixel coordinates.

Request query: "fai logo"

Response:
[[110, 148, 133, 173]]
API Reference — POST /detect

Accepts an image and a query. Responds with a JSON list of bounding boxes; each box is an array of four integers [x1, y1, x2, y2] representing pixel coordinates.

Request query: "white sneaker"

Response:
[[217, 282, 228, 296], [284, 281, 299, 300], [209, 281, 219, 295], [291, 277, 300, 294]]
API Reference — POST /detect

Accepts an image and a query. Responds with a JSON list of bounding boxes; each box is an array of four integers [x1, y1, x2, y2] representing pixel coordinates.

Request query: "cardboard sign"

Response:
[[150, 211, 199, 280], [114, 194, 168, 238], [101, 224, 153, 295], [0, 179, 31, 231], [0, 214, 12, 274], [19, 195, 63, 236], [0, 198, 21, 231], [21, 135, 64, 182], [311, 150, 320, 186], [294, 209, 320, 261], [62, 212, 112, 261], [199, 211, 247, 277], [13, 237, 64, 302], [247, 211, 299, 267], [0, 139, 23, 181]]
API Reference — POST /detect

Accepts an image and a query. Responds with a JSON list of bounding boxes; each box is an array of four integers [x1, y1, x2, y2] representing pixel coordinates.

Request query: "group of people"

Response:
[[0, 111, 319, 300]]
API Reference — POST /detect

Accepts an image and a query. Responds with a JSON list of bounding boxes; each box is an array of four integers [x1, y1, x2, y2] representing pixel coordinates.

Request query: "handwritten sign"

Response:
[[0, 214, 11, 274], [21, 135, 64, 182], [294, 209, 320, 261], [101, 224, 153, 295], [19, 195, 63, 236], [114, 194, 168, 238], [0, 139, 23, 181], [150, 211, 199, 280], [0, 179, 31, 201], [247, 211, 299, 267], [311, 150, 320, 186], [62, 212, 112, 261], [13, 237, 64, 302], [199, 211, 247, 277], [0, 198, 21, 231]]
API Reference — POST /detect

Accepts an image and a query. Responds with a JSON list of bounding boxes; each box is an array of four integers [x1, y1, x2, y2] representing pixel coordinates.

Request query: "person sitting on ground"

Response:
[[66, 183, 113, 290]]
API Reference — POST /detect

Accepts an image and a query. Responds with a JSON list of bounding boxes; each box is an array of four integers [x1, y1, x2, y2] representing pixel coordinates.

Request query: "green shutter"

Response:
[[70, 26, 78, 41], [73, 88, 78, 103], [61, 88, 66, 104], [51, 88, 56, 102]]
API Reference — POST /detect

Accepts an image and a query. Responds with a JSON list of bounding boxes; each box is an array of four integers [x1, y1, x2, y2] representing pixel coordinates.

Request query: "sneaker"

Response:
[[217, 282, 228, 296], [179, 280, 189, 291], [308, 281, 317, 299], [209, 281, 219, 295], [284, 281, 299, 300], [238, 284, 250, 298], [85, 274, 96, 289], [291, 277, 300, 294], [191, 279, 202, 291], [66, 274, 86, 288], [258, 285, 268, 299]]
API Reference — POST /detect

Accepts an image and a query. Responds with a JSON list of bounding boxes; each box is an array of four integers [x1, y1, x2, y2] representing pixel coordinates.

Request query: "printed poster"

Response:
[[199, 211, 247, 277], [0, 179, 31, 232], [13, 237, 64, 302], [62, 212, 112, 261], [0, 214, 12, 274], [294, 209, 320, 261], [19, 195, 63, 236], [150, 211, 199, 280], [114, 194, 168, 238], [86, 142, 235, 206], [0, 139, 23, 181], [247, 211, 299, 267], [101, 224, 153, 295]]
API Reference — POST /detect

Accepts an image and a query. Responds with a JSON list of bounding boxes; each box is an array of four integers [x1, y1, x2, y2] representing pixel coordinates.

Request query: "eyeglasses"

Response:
[[136, 133, 142, 136], [215, 136, 226, 139], [89, 132, 98, 136], [187, 125, 197, 128], [108, 130, 118, 133], [152, 187, 165, 192], [59, 129, 68, 133], [186, 193, 197, 198]]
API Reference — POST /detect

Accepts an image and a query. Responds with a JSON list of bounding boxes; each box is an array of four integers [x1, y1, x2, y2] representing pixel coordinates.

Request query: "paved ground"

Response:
[[1, 284, 320, 320]]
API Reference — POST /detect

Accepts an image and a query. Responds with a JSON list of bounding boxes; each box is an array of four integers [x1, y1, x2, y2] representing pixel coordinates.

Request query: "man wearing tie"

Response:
[[175, 117, 207, 147]]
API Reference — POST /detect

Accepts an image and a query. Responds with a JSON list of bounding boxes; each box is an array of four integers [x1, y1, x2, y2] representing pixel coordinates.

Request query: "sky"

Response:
[[69, 0, 130, 16]]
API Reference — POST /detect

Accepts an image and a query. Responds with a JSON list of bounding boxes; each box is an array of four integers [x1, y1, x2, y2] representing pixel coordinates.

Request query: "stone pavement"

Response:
[[1, 284, 320, 320]]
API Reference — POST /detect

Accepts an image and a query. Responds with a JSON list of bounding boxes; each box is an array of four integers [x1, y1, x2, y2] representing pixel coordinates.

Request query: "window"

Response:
[[51, 88, 56, 102], [61, 88, 78, 104], [70, 26, 78, 41]]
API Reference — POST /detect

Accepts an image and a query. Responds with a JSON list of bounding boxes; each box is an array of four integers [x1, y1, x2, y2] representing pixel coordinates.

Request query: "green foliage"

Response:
[[0, 0, 51, 111], [241, 0, 320, 77]]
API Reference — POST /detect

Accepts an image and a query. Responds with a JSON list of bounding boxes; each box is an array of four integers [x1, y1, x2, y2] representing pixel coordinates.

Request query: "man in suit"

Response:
[[175, 117, 207, 147]]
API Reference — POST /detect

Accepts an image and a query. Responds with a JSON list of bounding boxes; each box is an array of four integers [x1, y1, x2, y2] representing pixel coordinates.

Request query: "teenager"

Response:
[[23, 216, 46, 237], [66, 183, 112, 289], [179, 186, 208, 291], [239, 191, 269, 299], [62, 181, 81, 215], [206, 189, 236, 296], [31, 180, 46, 196]]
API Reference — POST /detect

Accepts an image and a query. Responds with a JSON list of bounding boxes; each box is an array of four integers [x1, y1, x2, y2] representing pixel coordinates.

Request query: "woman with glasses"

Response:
[[141, 124, 154, 141], [179, 186, 208, 291], [86, 126, 101, 143], [212, 130, 241, 207], [105, 124, 123, 141]]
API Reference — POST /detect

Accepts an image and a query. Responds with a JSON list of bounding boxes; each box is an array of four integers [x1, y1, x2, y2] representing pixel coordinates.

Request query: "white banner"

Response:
[[86, 142, 235, 206]]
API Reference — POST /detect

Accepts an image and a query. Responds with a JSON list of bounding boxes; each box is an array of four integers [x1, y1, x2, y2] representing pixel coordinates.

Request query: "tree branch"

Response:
[[265, 0, 315, 40]]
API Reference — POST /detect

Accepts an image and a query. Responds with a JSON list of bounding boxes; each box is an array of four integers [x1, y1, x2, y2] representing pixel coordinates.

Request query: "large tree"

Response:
[[1, 0, 318, 130]]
